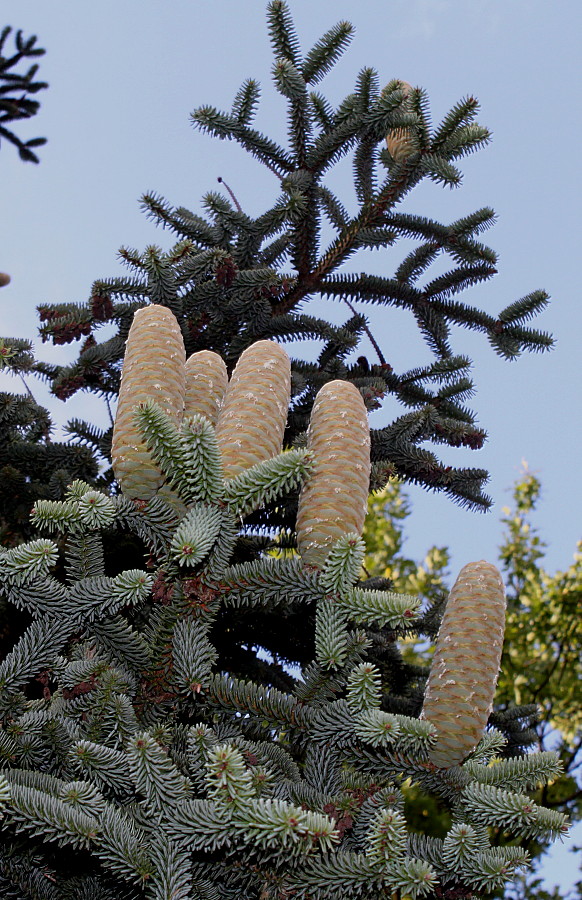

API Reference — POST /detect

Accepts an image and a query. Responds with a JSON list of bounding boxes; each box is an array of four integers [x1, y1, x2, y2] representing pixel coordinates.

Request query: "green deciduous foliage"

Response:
[[499, 473, 582, 747], [499, 472, 582, 895]]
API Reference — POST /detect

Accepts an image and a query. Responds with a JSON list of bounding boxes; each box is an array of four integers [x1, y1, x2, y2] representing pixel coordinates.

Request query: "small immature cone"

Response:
[[112, 304, 186, 500], [296, 381, 371, 569], [421, 561, 506, 768], [385, 80, 414, 162], [184, 350, 228, 425], [0, 272, 11, 288], [215, 340, 291, 479]]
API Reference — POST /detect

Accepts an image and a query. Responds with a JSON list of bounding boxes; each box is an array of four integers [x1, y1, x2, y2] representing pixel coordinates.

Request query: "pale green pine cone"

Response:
[[111, 304, 186, 500], [421, 560, 506, 768], [184, 350, 228, 425], [215, 340, 291, 479], [386, 128, 414, 162], [296, 380, 371, 569], [385, 80, 414, 162]]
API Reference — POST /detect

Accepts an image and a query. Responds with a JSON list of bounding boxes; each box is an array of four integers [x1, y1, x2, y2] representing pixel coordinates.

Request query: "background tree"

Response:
[[1, 30, 99, 656], [0, 341, 99, 549], [0, 342, 99, 659], [499, 471, 582, 895]]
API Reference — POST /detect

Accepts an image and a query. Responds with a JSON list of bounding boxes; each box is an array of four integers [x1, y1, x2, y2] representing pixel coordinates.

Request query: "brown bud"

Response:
[[421, 561, 506, 768], [112, 304, 185, 500], [215, 340, 291, 479], [0, 273, 11, 288], [184, 350, 228, 426], [296, 381, 371, 569]]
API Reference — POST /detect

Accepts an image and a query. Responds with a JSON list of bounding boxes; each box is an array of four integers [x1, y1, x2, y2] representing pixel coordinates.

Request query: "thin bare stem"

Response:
[[106, 396, 115, 428], [217, 177, 243, 213], [343, 298, 386, 365], [19, 373, 36, 402]]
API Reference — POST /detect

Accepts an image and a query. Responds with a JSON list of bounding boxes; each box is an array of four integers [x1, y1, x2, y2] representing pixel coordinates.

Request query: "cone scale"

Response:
[[215, 340, 291, 479], [296, 380, 371, 569], [111, 304, 186, 500], [421, 560, 506, 768]]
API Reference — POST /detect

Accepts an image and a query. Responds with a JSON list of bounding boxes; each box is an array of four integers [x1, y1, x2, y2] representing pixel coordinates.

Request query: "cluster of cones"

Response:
[[111, 304, 371, 570], [112, 304, 507, 770]]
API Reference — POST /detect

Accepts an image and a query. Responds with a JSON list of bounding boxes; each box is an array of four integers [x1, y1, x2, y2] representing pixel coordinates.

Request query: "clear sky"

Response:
[[2, 0, 581, 889]]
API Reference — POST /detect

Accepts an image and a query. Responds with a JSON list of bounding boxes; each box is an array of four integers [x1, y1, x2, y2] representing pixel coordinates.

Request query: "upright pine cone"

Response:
[[215, 340, 291, 479], [421, 560, 506, 768], [184, 350, 228, 425], [385, 80, 414, 162], [111, 304, 186, 500], [296, 381, 371, 569]]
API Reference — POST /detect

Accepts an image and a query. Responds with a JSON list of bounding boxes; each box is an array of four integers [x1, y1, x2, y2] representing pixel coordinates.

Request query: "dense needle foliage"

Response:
[[30, 1, 552, 518], [0, 5, 569, 899]]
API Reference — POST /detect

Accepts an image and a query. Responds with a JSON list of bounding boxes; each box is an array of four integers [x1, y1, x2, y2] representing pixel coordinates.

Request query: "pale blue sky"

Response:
[[2, 0, 580, 889]]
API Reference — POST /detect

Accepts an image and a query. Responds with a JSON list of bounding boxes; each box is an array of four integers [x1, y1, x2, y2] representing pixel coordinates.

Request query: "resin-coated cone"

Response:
[[184, 350, 228, 425], [296, 380, 371, 569], [421, 560, 506, 768], [112, 304, 185, 500], [215, 340, 291, 479]]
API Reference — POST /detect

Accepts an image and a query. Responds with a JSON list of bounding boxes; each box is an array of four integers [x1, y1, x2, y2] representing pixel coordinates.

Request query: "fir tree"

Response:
[[0, 24, 100, 660], [33, 0, 552, 518], [21, 0, 556, 696], [0, 340, 100, 660], [0, 339, 99, 548], [0, 322, 569, 898], [0, 6, 564, 897]]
